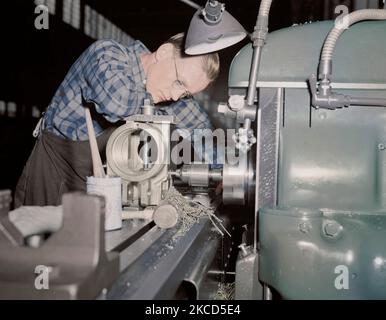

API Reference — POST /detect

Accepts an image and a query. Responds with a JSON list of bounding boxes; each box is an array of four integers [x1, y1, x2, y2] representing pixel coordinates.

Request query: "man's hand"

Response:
[[215, 182, 223, 196]]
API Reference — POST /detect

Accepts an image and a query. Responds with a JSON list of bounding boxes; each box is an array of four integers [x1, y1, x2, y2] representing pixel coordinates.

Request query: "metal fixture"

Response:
[[106, 102, 175, 208], [309, 9, 386, 110], [184, 0, 247, 55]]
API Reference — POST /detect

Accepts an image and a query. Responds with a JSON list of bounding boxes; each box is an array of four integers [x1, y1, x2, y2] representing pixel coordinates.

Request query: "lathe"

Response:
[[0, 0, 386, 300]]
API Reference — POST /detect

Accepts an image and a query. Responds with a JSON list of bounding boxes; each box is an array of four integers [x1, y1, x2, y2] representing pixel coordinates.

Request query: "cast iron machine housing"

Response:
[[229, 19, 386, 299]]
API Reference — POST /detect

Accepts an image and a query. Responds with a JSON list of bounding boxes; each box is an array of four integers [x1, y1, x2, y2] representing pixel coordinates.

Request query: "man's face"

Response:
[[145, 44, 210, 104]]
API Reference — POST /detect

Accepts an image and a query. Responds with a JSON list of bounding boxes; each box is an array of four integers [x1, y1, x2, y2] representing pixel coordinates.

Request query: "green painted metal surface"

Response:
[[229, 20, 386, 86], [230, 20, 386, 299], [259, 208, 386, 299], [278, 88, 386, 211]]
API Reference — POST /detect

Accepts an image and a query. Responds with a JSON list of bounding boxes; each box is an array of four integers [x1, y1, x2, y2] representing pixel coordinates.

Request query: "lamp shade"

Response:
[[185, 9, 247, 55]]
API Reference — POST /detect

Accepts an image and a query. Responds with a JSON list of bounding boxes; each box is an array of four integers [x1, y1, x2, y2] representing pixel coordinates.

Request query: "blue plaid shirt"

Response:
[[43, 39, 213, 142]]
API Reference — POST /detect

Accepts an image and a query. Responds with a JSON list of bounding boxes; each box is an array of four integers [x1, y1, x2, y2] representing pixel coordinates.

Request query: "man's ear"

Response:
[[155, 43, 174, 62]]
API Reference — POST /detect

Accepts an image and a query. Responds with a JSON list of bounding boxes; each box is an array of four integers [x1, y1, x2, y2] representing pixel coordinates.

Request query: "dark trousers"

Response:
[[14, 129, 114, 208]]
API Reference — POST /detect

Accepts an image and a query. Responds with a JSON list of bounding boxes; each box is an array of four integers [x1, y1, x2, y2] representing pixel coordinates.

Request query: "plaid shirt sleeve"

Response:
[[156, 98, 213, 133], [81, 40, 142, 122], [157, 99, 224, 166]]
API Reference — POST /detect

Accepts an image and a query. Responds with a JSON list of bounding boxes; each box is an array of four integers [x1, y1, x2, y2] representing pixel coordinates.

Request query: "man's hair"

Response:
[[165, 33, 220, 84]]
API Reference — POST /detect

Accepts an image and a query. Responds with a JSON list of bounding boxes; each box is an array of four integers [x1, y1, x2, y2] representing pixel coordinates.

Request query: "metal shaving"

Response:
[[162, 186, 230, 239], [214, 282, 235, 300]]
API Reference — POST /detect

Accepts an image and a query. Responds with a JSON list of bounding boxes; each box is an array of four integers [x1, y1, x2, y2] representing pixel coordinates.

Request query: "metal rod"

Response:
[[208, 169, 223, 182], [207, 270, 236, 275], [263, 284, 272, 300], [243, 118, 252, 130], [179, 0, 201, 10], [246, 46, 263, 106], [350, 96, 386, 107], [253, 107, 262, 251]]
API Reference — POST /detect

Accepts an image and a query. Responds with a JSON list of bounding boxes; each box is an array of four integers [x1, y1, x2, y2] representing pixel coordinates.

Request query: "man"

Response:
[[15, 34, 220, 207]]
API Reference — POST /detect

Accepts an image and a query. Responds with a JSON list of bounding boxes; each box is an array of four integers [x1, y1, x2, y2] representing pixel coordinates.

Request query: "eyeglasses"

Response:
[[172, 52, 192, 99]]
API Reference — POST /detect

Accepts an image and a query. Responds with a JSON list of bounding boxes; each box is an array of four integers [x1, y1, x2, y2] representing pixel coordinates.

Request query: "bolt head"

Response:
[[324, 222, 342, 237], [298, 222, 311, 234], [218, 103, 228, 114]]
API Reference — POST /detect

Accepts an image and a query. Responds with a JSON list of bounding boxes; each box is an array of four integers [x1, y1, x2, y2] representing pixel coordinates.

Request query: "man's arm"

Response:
[[81, 40, 143, 122], [158, 98, 224, 167]]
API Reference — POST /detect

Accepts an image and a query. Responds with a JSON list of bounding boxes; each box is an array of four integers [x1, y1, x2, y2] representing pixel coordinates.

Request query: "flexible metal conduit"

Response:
[[311, 9, 386, 109], [319, 9, 386, 79], [258, 0, 273, 17]]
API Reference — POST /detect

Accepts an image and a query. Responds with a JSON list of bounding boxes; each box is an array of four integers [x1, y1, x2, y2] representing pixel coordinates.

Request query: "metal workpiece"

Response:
[[141, 99, 155, 116], [106, 112, 175, 208], [180, 164, 210, 187], [139, 130, 152, 171], [258, 208, 386, 299], [105, 216, 221, 300], [208, 169, 223, 183], [153, 204, 179, 229], [171, 164, 222, 187], [0, 193, 119, 299]]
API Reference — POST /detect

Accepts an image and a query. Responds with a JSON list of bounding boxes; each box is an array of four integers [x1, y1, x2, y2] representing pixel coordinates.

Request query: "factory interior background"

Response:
[[0, 0, 383, 199]]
